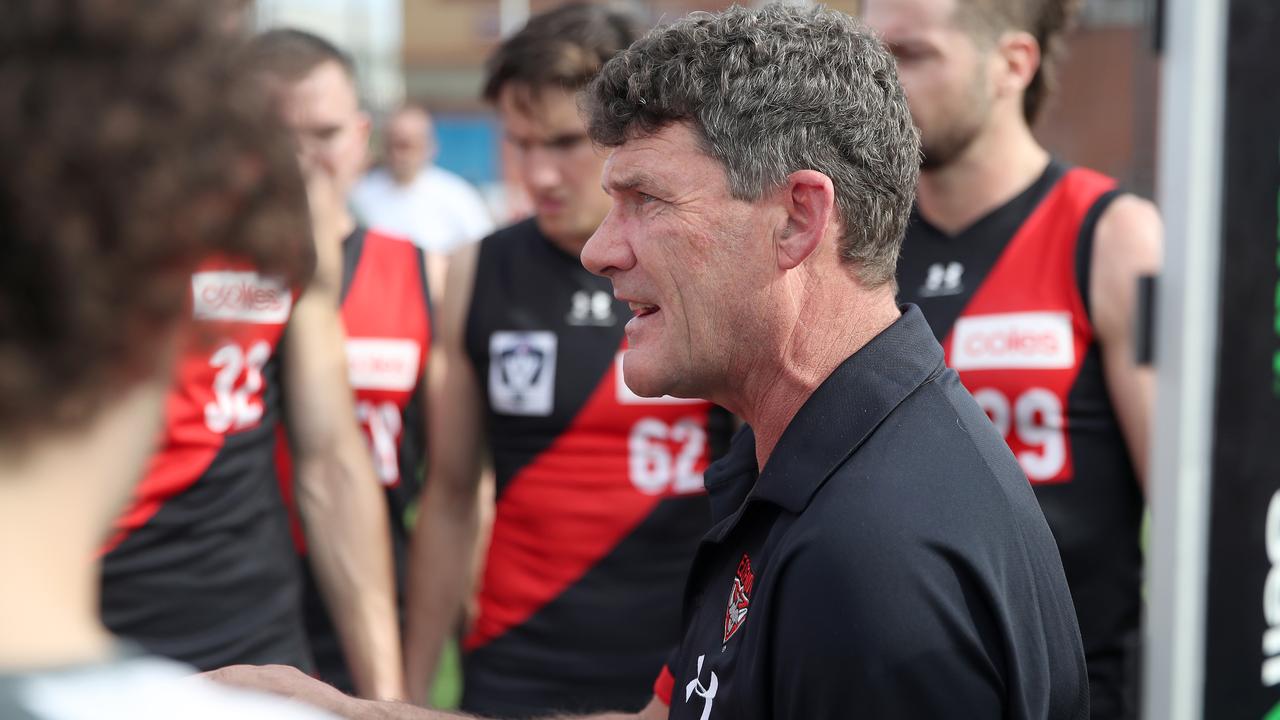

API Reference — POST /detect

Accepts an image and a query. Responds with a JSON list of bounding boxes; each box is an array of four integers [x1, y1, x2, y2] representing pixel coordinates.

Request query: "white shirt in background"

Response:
[[352, 165, 495, 254]]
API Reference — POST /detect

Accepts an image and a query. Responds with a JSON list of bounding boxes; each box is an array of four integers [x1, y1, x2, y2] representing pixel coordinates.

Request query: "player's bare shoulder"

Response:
[[1089, 193, 1163, 336]]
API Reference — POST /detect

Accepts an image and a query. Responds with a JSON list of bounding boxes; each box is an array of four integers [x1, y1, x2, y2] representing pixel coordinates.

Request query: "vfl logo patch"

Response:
[[489, 331, 556, 416], [345, 338, 421, 392], [951, 312, 1075, 371], [192, 271, 291, 323], [723, 554, 755, 644]]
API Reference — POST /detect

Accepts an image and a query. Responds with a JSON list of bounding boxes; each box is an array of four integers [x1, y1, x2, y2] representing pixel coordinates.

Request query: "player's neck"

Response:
[[391, 166, 419, 188], [728, 277, 901, 470], [0, 463, 118, 671], [0, 381, 167, 671], [916, 115, 1050, 236], [0, 533, 115, 671], [544, 228, 590, 258]]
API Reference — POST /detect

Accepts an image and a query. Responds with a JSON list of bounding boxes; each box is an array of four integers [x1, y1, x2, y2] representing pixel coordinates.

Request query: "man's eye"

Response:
[[550, 136, 584, 151], [638, 192, 659, 205], [891, 44, 929, 63]]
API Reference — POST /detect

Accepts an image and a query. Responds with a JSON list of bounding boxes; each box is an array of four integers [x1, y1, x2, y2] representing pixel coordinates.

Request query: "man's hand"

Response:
[[300, 157, 351, 298], [204, 665, 355, 716]]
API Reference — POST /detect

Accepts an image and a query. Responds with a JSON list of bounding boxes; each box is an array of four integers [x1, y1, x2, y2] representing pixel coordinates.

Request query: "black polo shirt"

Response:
[[665, 305, 1088, 720]]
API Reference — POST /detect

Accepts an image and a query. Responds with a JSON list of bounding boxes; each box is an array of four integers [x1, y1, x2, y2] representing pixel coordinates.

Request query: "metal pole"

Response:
[[1142, 0, 1228, 717]]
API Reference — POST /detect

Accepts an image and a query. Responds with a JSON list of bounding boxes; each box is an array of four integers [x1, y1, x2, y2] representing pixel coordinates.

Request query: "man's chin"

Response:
[[620, 352, 670, 399], [621, 370, 665, 399], [533, 214, 581, 245]]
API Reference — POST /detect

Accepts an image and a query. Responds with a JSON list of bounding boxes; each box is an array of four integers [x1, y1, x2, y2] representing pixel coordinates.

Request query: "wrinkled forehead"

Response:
[[602, 122, 726, 195]]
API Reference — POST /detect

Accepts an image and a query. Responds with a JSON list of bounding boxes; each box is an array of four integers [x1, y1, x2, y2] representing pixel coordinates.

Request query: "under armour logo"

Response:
[[920, 261, 964, 297], [685, 654, 719, 720], [567, 290, 615, 326]]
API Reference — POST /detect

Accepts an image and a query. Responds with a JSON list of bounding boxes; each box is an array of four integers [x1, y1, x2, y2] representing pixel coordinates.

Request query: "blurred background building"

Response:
[[254, 0, 1158, 232]]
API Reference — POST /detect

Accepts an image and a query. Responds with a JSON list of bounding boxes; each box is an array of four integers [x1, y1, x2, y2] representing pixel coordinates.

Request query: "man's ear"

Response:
[[994, 30, 1040, 100], [776, 169, 836, 271]]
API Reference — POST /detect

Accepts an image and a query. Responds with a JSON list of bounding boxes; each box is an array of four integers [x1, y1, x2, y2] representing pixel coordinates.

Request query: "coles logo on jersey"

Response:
[[489, 331, 557, 416], [951, 311, 1075, 371], [346, 338, 421, 392], [723, 553, 755, 644], [192, 271, 291, 324]]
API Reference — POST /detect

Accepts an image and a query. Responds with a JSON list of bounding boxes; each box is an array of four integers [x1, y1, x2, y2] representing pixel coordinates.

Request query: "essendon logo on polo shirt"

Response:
[[192, 271, 291, 324], [951, 312, 1075, 371], [723, 554, 754, 644]]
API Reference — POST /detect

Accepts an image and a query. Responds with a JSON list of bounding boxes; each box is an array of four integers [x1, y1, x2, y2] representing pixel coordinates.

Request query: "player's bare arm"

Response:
[[286, 167, 404, 700], [1089, 194, 1164, 492], [403, 240, 487, 704]]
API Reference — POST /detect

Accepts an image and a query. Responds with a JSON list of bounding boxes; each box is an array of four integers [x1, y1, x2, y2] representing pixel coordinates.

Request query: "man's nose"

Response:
[[581, 208, 633, 278]]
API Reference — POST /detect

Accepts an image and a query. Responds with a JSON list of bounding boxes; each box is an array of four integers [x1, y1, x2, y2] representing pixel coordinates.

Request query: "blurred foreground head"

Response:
[[0, 0, 311, 454]]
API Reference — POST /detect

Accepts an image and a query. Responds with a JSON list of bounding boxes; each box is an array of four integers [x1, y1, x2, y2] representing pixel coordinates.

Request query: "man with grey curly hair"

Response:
[[209, 5, 1089, 719], [579, 6, 1088, 718]]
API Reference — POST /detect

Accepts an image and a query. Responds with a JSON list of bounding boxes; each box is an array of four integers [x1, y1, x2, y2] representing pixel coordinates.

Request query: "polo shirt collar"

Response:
[[703, 304, 945, 523]]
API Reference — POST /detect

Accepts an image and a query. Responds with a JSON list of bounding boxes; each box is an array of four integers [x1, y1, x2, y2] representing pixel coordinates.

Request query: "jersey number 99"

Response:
[[971, 387, 1067, 482]]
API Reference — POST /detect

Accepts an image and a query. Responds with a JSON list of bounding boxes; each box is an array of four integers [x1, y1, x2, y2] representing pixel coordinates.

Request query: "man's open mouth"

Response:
[[629, 302, 659, 318]]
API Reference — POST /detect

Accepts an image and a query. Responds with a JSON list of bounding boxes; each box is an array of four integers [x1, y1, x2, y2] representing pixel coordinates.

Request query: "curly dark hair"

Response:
[[956, 0, 1086, 124], [0, 0, 313, 442], [584, 4, 920, 287]]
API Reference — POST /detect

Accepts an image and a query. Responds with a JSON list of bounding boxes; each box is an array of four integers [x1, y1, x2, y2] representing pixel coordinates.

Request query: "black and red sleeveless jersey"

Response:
[[100, 257, 309, 671], [461, 218, 732, 718], [275, 227, 431, 693], [897, 161, 1144, 720]]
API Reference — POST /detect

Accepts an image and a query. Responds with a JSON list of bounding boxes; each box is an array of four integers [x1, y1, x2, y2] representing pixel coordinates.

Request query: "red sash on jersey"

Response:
[[465, 342, 715, 652], [275, 229, 430, 551], [942, 168, 1115, 484], [102, 258, 297, 554]]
